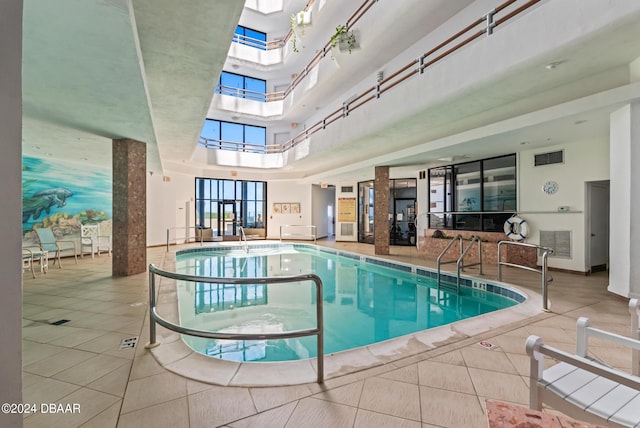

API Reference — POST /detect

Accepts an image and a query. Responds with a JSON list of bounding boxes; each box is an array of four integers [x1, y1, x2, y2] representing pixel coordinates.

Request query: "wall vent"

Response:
[[341, 223, 354, 236], [540, 230, 571, 258], [341, 186, 354, 193], [534, 150, 564, 166]]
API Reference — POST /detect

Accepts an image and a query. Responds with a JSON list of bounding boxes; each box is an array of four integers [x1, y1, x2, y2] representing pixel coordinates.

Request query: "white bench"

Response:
[[526, 298, 640, 427]]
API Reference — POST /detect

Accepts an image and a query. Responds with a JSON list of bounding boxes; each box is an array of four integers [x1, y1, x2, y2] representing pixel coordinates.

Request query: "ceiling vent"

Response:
[[341, 186, 354, 193], [534, 150, 564, 166]]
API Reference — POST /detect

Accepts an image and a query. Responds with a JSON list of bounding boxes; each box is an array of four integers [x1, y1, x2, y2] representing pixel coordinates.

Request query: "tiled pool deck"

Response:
[[19, 240, 629, 427]]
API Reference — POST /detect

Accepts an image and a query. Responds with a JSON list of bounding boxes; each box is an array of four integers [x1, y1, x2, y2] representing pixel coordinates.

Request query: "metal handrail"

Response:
[[208, 0, 540, 155], [436, 234, 463, 290], [280, 225, 317, 243], [145, 264, 325, 383], [238, 226, 248, 253], [455, 235, 483, 292], [497, 241, 554, 311], [166, 227, 204, 251]]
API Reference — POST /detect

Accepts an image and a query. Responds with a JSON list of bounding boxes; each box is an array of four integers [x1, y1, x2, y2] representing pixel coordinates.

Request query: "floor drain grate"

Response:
[[50, 319, 70, 326], [119, 336, 139, 350]]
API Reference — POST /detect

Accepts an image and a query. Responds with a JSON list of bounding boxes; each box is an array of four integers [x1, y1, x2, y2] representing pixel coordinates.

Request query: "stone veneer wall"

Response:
[[374, 166, 390, 255], [112, 139, 147, 276], [418, 229, 537, 268]]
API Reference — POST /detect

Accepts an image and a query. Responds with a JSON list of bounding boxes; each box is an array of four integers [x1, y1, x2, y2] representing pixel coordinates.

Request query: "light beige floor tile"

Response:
[[354, 409, 421, 428], [379, 364, 419, 384], [417, 360, 475, 394], [23, 387, 120, 428], [427, 350, 466, 366], [250, 384, 313, 413], [22, 375, 82, 405], [24, 348, 97, 377], [487, 334, 528, 355], [420, 386, 486, 427], [74, 331, 132, 354], [85, 363, 131, 397], [48, 328, 108, 348], [118, 397, 189, 428], [467, 367, 529, 404], [284, 397, 357, 428], [358, 377, 421, 421], [312, 380, 364, 407], [525, 324, 576, 344], [188, 385, 256, 428], [22, 341, 67, 366], [129, 351, 169, 380], [229, 402, 297, 428], [121, 371, 188, 414], [52, 354, 131, 386], [460, 347, 519, 374], [79, 401, 121, 428]]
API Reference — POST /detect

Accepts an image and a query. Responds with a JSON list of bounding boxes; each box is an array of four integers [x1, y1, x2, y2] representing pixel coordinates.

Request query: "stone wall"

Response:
[[418, 229, 537, 268]]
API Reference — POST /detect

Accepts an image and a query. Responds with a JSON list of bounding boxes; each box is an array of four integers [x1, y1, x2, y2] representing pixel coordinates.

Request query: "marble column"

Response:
[[374, 166, 390, 255], [112, 139, 147, 276]]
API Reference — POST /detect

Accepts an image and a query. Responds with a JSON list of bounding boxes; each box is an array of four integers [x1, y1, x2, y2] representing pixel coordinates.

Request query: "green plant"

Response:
[[329, 25, 356, 54], [289, 11, 307, 53]]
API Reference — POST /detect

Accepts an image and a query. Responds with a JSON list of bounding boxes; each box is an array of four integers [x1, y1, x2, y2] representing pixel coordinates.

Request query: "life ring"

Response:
[[504, 216, 529, 240]]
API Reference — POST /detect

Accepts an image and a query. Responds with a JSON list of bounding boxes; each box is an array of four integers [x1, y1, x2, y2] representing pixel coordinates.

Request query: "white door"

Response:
[[587, 181, 609, 272], [175, 200, 188, 243]]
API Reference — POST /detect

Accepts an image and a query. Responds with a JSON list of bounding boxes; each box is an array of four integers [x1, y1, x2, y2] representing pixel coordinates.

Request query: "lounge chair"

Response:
[[526, 299, 640, 427], [35, 227, 77, 268]]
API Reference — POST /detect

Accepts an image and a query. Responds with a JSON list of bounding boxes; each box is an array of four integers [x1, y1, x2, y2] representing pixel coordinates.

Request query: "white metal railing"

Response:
[[436, 235, 463, 291], [238, 226, 248, 253], [497, 241, 554, 311], [166, 227, 204, 251], [146, 264, 324, 383], [279, 225, 317, 243]]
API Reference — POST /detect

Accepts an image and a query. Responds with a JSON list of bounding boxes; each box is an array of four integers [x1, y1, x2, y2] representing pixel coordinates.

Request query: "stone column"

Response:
[[374, 166, 390, 255], [112, 139, 147, 276]]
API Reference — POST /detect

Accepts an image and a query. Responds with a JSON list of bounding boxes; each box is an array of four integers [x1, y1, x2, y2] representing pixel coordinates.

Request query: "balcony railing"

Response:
[[213, 0, 541, 155]]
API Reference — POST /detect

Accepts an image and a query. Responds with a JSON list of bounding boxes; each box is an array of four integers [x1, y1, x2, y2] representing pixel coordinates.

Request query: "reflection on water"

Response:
[[176, 247, 518, 362]]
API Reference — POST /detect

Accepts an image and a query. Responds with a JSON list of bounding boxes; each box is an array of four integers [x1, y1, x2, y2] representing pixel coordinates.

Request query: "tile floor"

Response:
[[18, 240, 632, 427]]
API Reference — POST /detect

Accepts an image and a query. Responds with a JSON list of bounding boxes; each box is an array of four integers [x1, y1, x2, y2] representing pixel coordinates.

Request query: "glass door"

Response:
[[218, 200, 237, 237]]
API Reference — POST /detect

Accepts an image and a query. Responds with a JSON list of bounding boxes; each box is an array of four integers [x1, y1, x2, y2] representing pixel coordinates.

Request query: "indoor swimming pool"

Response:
[[174, 244, 525, 362]]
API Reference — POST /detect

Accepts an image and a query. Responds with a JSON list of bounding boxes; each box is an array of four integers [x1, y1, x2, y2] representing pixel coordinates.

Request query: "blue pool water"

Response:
[[174, 244, 523, 362]]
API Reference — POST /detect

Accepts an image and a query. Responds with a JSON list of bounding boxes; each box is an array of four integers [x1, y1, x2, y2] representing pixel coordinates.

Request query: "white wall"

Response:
[[266, 181, 312, 239], [147, 172, 195, 247], [0, 0, 24, 425], [519, 138, 609, 272]]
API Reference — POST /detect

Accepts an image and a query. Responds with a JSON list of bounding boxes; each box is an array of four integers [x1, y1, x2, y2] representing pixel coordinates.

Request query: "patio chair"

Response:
[[35, 227, 77, 268], [80, 223, 112, 259]]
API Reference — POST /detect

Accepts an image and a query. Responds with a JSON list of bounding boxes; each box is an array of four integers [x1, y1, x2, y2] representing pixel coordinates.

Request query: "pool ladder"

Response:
[[238, 226, 249, 253], [436, 235, 483, 294]]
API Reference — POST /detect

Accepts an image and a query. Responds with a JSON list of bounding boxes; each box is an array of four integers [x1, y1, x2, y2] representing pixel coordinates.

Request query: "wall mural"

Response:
[[22, 156, 112, 246]]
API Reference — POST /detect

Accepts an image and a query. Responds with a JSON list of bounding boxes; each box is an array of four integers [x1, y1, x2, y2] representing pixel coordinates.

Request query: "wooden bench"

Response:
[[525, 299, 640, 427]]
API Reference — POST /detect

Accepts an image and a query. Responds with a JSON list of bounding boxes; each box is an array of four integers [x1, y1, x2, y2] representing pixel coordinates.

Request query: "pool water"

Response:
[[175, 245, 521, 362]]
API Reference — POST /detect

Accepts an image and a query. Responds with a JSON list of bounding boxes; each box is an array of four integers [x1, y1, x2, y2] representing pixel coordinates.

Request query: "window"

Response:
[[428, 154, 516, 232], [233, 25, 267, 50], [217, 71, 267, 102], [200, 119, 266, 152], [195, 178, 266, 238]]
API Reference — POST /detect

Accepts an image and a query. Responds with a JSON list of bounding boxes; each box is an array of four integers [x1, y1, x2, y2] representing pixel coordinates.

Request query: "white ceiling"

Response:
[[21, 0, 640, 184]]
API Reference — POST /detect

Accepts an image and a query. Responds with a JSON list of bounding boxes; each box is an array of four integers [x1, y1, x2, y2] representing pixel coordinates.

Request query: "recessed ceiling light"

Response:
[[520, 141, 529, 145], [231, 116, 239, 120], [574, 119, 588, 125]]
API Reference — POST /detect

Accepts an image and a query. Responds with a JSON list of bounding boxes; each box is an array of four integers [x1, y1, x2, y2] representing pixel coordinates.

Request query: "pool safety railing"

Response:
[[166, 227, 205, 251], [497, 241, 554, 311], [238, 226, 249, 253], [436, 235, 463, 291], [437, 235, 483, 293], [280, 225, 317, 243], [145, 264, 325, 383]]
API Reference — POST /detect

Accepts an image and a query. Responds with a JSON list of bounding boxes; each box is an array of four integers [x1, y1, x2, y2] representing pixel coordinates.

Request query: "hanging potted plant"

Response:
[[330, 25, 357, 54], [289, 10, 311, 53]]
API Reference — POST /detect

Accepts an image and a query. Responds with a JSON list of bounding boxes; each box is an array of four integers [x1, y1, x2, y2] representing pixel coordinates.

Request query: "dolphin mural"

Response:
[[22, 187, 73, 223]]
